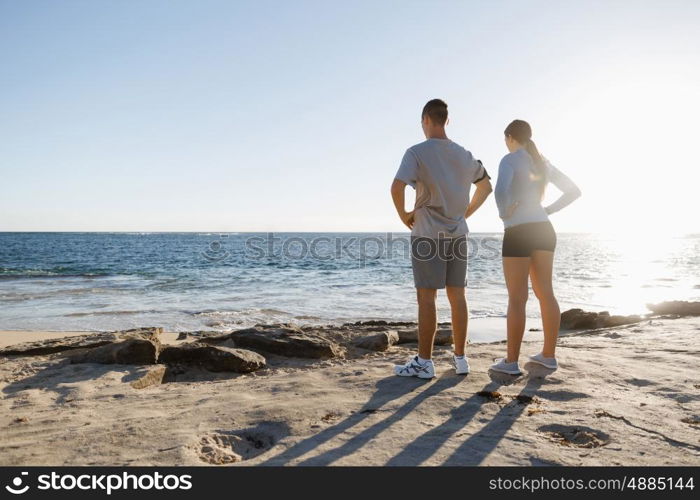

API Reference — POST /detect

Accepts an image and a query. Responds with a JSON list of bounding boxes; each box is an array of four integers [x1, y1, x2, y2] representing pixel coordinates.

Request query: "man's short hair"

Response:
[[421, 99, 448, 126]]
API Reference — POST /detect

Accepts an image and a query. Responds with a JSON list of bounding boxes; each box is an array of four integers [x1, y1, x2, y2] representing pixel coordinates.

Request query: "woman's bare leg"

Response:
[[529, 250, 560, 358], [503, 257, 531, 362]]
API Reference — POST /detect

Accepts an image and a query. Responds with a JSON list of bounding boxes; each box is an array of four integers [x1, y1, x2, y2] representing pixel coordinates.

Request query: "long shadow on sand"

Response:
[[385, 365, 551, 466], [258, 372, 464, 465], [442, 367, 548, 465]]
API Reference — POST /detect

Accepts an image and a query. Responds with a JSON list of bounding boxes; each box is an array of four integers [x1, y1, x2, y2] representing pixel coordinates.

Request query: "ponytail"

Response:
[[504, 119, 547, 198], [524, 138, 547, 198]]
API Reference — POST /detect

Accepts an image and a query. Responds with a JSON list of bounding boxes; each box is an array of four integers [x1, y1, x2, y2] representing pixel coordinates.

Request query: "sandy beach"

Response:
[[1, 315, 698, 466]]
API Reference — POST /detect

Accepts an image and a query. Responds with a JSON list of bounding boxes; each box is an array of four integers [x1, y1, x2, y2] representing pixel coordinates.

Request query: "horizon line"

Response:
[[1, 230, 697, 237]]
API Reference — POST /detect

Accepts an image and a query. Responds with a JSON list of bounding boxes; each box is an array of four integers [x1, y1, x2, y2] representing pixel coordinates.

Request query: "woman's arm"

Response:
[[494, 158, 515, 219], [544, 162, 581, 215]]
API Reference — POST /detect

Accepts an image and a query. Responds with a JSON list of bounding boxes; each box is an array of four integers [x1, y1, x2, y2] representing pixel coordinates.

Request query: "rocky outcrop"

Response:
[[0, 327, 163, 357], [0, 334, 115, 357], [227, 327, 342, 359], [197, 332, 234, 344], [69, 338, 159, 365], [560, 309, 643, 330], [127, 365, 168, 389], [344, 320, 415, 327], [118, 327, 163, 343], [396, 328, 453, 346], [159, 343, 266, 373], [353, 331, 399, 351], [647, 301, 700, 316]]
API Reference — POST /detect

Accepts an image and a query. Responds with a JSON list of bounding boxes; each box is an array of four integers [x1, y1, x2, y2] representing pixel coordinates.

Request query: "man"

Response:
[[391, 99, 493, 379]]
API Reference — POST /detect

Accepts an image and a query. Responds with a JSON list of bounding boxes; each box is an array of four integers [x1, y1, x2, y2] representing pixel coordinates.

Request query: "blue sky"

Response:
[[1, 0, 699, 233]]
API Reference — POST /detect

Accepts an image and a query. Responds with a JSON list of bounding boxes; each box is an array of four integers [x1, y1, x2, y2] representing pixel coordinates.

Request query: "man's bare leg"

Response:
[[446, 286, 467, 355], [416, 287, 437, 359]]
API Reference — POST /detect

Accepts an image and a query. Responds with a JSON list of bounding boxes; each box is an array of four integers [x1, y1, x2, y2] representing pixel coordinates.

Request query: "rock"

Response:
[[197, 332, 234, 344], [396, 328, 453, 346], [118, 327, 163, 342], [69, 339, 159, 365], [358, 325, 394, 332], [560, 309, 642, 330], [127, 365, 168, 389], [230, 327, 341, 359], [176, 332, 189, 341], [0, 327, 163, 357], [345, 320, 415, 327], [189, 330, 232, 339], [435, 329, 454, 345], [605, 314, 643, 327], [0, 334, 114, 357], [396, 329, 417, 344], [159, 343, 266, 373], [560, 309, 599, 330], [354, 331, 399, 351], [254, 323, 298, 330], [647, 301, 700, 316]]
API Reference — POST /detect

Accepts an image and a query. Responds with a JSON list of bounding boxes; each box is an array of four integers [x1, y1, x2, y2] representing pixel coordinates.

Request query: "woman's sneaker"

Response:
[[528, 352, 558, 370], [394, 356, 435, 379], [453, 355, 470, 375], [489, 358, 522, 375]]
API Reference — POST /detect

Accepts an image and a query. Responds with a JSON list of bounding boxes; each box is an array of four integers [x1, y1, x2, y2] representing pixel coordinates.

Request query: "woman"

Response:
[[491, 120, 581, 374]]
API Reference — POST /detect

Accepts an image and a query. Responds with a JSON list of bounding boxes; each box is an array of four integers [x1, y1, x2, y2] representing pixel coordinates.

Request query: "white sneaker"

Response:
[[528, 352, 558, 370], [489, 357, 522, 375], [453, 355, 470, 375], [394, 356, 435, 379]]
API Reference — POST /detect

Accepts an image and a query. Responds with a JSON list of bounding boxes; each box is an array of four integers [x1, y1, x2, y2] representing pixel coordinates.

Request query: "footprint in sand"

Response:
[[538, 424, 610, 449], [194, 430, 276, 464]]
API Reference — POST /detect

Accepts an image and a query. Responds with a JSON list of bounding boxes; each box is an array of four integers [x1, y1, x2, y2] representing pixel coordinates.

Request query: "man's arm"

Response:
[[391, 178, 414, 229], [465, 177, 493, 219]]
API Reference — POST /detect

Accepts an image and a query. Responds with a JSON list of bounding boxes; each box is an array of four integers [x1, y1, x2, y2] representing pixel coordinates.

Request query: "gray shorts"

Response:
[[410, 236, 468, 289]]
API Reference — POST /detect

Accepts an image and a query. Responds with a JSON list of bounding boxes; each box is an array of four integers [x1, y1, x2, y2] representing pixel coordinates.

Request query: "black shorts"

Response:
[[502, 221, 556, 257]]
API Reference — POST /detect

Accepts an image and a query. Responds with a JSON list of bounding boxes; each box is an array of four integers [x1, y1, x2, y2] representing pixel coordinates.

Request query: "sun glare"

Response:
[[543, 63, 699, 236]]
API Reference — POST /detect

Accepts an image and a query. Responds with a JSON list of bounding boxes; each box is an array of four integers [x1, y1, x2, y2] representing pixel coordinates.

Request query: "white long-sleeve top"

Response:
[[494, 148, 581, 229]]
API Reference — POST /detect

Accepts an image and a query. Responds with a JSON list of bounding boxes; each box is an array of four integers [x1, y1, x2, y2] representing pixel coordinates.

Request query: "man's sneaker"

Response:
[[528, 352, 558, 370], [489, 357, 522, 375], [453, 355, 470, 375], [394, 356, 435, 379]]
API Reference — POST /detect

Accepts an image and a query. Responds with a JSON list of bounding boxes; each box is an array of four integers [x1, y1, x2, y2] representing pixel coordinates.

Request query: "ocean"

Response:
[[1, 232, 698, 337]]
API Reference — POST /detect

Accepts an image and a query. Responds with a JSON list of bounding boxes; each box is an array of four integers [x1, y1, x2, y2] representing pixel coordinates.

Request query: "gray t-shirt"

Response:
[[395, 138, 488, 238]]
